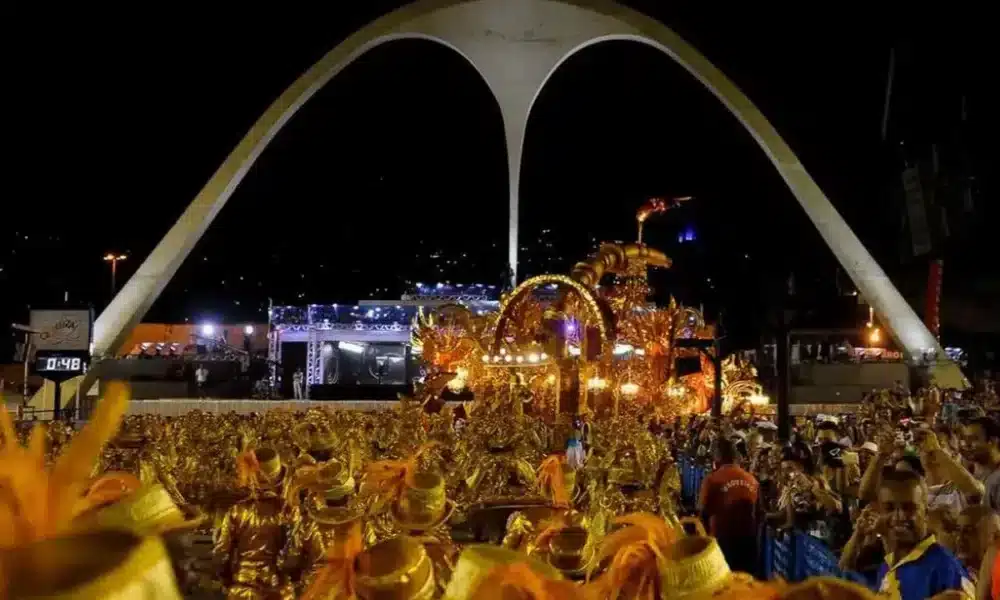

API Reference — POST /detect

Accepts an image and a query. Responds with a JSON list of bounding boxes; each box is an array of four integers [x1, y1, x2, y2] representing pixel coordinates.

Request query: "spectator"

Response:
[[293, 368, 305, 400], [773, 442, 842, 543], [819, 440, 859, 549], [839, 503, 886, 587], [858, 441, 879, 474], [698, 438, 759, 574], [917, 427, 981, 513], [955, 505, 1000, 583], [195, 364, 209, 398], [875, 470, 973, 600], [960, 417, 1000, 510]]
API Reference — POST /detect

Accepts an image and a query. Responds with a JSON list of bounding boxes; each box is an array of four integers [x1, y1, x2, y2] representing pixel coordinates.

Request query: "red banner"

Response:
[[925, 259, 943, 340]]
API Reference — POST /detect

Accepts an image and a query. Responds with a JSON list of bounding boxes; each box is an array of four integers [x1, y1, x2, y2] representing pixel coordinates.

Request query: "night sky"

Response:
[[3, 3, 993, 358]]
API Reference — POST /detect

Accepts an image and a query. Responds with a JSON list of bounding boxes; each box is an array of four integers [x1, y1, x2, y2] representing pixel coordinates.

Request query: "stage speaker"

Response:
[[674, 356, 702, 377]]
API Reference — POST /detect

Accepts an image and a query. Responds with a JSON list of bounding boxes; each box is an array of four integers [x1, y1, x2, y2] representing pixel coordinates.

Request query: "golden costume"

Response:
[[361, 448, 460, 594], [282, 460, 360, 593], [213, 448, 293, 600], [300, 532, 436, 600], [457, 411, 542, 506]]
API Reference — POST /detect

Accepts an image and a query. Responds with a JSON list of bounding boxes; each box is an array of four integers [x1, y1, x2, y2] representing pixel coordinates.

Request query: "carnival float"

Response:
[[411, 197, 767, 421]]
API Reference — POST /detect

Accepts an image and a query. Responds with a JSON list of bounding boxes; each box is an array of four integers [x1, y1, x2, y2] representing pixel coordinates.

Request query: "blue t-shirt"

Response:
[[875, 536, 973, 600]]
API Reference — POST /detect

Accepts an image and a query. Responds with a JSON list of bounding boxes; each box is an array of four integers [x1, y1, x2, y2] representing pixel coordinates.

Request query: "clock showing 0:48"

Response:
[[32, 350, 90, 382], [44, 357, 82, 371]]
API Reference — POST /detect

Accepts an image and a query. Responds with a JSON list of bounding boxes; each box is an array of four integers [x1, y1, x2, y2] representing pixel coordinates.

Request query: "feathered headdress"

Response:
[[236, 448, 262, 492], [75, 471, 142, 515], [537, 455, 569, 508], [471, 562, 586, 600], [299, 519, 363, 600], [529, 513, 575, 557], [361, 442, 439, 510], [586, 513, 678, 600], [0, 381, 130, 549]]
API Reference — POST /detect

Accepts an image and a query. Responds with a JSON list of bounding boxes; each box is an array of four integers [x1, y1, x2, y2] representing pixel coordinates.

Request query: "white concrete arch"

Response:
[[47, 0, 959, 411], [520, 29, 958, 387], [90, 28, 510, 360]]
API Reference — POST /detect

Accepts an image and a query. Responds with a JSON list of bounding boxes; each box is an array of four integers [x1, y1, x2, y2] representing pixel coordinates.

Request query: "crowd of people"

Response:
[[685, 380, 1000, 600]]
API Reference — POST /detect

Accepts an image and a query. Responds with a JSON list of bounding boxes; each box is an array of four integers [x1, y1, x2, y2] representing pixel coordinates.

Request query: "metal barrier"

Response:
[[677, 453, 711, 509], [677, 454, 843, 583], [761, 528, 843, 582]]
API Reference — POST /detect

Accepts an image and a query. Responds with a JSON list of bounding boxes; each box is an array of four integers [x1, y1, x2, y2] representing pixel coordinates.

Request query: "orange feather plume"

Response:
[[472, 562, 588, 600], [236, 449, 262, 491], [537, 455, 569, 508], [300, 520, 363, 600], [362, 442, 439, 503], [585, 513, 679, 600], [529, 509, 578, 556], [74, 471, 143, 516]]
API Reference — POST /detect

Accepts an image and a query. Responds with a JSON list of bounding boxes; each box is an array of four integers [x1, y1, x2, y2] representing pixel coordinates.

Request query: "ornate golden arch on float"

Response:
[[491, 274, 612, 355], [40, 0, 959, 412]]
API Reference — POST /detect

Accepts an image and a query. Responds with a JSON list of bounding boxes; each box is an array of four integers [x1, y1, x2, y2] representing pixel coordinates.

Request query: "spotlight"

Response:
[[338, 341, 365, 354]]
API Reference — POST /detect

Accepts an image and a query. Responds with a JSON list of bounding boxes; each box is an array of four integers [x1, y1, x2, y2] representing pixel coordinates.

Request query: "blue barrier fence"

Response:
[[677, 454, 842, 582], [761, 528, 843, 581], [677, 454, 709, 508]]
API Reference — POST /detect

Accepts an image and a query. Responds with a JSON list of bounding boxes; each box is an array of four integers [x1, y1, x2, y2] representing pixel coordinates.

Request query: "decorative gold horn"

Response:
[[570, 243, 671, 287]]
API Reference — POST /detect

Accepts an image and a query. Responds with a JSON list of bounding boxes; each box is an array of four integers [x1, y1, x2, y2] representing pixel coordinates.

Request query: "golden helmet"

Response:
[[1, 530, 183, 600], [75, 484, 204, 536], [355, 536, 436, 600], [443, 544, 563, 600], [393, 471, 455, 533]]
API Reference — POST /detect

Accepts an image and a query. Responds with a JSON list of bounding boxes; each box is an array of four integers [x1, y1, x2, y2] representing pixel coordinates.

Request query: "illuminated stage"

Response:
[[268, 283, 501, 396]]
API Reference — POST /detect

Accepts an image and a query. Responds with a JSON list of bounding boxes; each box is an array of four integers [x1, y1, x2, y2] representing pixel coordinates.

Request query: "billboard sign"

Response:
[[29, 309, 93, 352]]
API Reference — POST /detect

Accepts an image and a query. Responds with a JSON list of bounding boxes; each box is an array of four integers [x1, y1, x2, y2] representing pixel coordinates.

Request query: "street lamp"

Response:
[[103, 253, 128, 296]]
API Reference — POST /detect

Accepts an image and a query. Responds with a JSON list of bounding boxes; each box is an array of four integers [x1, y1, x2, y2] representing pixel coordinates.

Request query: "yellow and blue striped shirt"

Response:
[[876, 535, 974, 600]]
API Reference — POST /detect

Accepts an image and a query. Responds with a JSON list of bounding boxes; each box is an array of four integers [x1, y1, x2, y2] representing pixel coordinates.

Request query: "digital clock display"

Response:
[[37, 356, 83, 372], [32, 350, 90, 381]]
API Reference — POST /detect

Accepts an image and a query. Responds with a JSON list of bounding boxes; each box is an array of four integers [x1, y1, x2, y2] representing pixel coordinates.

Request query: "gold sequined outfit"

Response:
[[213, 492, 292, 600]]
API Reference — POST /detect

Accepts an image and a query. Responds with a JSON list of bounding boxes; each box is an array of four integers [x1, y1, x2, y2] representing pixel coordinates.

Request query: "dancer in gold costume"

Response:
[[361, 445, 460, 593], [282, 459, 361, 594], [300, 530, 437, 600], [457, 408, 544, 506], [213, 447, 293, 600]]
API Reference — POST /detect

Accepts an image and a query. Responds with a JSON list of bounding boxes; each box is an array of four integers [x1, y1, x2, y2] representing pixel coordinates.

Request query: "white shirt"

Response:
[[195, 367, 208, 383]]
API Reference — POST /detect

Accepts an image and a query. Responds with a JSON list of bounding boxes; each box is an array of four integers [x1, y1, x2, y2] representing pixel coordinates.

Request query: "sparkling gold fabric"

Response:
[[213, 492, 293, 600]]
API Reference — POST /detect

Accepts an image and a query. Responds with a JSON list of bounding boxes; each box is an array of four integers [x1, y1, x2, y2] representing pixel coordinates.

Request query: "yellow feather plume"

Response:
[[0, 381, 130, 548]]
